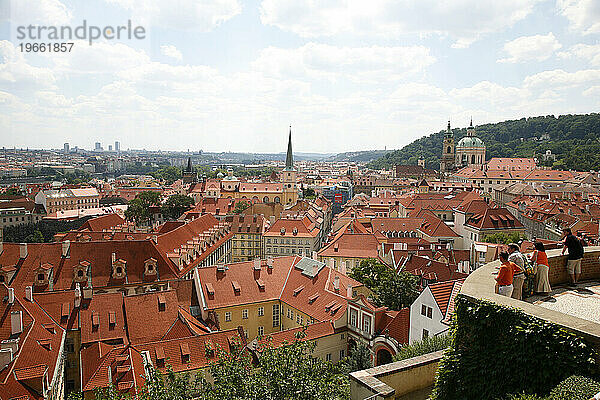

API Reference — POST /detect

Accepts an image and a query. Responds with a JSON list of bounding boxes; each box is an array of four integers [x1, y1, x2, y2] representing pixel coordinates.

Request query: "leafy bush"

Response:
[[549, 375, 600, 400], [393, 334, 452, 362], [431, 296, 598, 400]]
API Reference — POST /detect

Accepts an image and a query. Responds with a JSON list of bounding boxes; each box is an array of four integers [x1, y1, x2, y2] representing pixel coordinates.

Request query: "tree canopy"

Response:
[[68, 331, 349, 400], [161, 194, 194, 220], [349, 258, 419, 310]]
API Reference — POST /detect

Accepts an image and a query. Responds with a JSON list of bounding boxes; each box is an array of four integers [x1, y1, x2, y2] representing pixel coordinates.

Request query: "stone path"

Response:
[[527, 281, 600, 323]]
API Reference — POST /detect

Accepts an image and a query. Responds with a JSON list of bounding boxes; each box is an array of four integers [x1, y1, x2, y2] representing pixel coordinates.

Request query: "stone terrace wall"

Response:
[[546, 247, 600, 284]]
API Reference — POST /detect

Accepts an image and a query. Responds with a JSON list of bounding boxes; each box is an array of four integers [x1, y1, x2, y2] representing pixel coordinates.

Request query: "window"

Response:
[[272, 304, 280, 327], [339, 349, 345, 359], [242, 309, 248, 319], [421, 304, 427, 316], [362, 314, 372, 334], [258, 326, 264, 336], [290, 310, 294, 319], [244, 330, 248, 338], [37, 273, 45, 281], [341, 333, 345, 340], [422, 329, 429, 339], [296, 314, 300, 324], [225, 312, 231, 322], [427, 307, 432, 318], [326, 353, 332, 362], [258, 306, 264, 317]]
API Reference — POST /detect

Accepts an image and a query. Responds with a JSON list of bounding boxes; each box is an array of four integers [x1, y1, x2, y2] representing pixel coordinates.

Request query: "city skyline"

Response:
[[1, 0, 599, 153]]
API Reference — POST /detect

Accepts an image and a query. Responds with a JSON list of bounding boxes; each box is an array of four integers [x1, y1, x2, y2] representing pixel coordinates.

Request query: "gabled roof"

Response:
[[428, 279, 465, 316], [0, 284, 65, 400], [318, 232, 379, 259], [465, 208, 523, 230], [80, 292, 127, 345], [78, 213, 126, 232]]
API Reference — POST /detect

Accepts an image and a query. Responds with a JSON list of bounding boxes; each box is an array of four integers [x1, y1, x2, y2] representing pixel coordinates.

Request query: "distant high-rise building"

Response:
[[115, 141, 120, 152], [63, 143, 69, 154], [94, 142, 102, 151], [108, 145, 113, 151]]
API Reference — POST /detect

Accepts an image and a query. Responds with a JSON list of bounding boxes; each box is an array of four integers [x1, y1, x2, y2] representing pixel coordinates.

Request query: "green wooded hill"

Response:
[[368, 113, 600, 171]]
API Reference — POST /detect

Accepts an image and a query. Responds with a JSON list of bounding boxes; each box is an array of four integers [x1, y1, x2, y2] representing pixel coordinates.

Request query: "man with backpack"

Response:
[[562, 228, 584, 285]]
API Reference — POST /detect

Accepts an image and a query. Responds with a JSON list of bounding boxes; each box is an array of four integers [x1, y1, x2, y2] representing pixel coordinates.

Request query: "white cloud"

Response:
[[0, 41, 57, 92], [558, 44, 600, 66], [498, 33, 561, 63], [557, 0, 600, 34], [3, 0, 72, 26], [523, 68, 600, 89], [251, 43, 435, 83], [105, 0, 241, 31], [450, 81, 529, 105], [48, 41, 151, 74], [583, 86, 600, 97], [160, 45, 183, 62], [260, 0, 542, 46]]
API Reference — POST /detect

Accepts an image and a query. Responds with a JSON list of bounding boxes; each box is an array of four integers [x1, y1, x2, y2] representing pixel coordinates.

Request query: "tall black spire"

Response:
[[186, 157, 193, 172], [285, 125, 294, 170]]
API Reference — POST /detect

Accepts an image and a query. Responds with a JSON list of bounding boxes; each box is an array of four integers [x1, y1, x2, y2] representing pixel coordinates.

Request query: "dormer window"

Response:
[[112, 258, 126, 279], [144, 258, 157, 277]]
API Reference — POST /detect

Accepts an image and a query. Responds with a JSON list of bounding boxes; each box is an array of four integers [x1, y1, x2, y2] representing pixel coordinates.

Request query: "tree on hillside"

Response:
[[161, 194, 194, 220], [367, 113, 600, 171]]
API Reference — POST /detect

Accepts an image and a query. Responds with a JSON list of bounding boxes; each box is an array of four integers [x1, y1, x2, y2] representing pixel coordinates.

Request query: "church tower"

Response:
[[182, 157, 197, 184], [440, 121, 455, 173], [282, 126, 298, 205]]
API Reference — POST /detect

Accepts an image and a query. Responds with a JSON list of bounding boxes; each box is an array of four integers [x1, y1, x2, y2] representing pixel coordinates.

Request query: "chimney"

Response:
[[269, 215, 276, 225], [19, 243, 27, 259], [333, 276, 340, 291], [25, 286, 33, 302], [267, 257, 274, 269], [62, 240, 70, 257], [340, 261, 347, 275], [8, 288, 14, 304], [347, 284, 353, 298], [253, 258, 261, 271], [83, 286, 93, 300], [312, 251, 317, 259], [11, 311, 22, 335], [74, 283, 81, 308]]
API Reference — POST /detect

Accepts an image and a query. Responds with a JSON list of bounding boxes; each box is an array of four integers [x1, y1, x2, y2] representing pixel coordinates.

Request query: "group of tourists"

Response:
[[494, 228, 585, 298]]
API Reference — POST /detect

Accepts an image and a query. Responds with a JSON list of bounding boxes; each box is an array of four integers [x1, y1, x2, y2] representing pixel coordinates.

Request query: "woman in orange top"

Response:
[[530, 241, 551, 294], [496, 252, 514, 297]]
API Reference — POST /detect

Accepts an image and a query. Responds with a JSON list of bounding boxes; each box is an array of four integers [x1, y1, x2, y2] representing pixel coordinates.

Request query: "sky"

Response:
[[0, 0, 599, 153]]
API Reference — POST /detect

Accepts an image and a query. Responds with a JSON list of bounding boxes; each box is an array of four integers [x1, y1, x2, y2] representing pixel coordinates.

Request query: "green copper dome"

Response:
[[456, 136, 484, 148]]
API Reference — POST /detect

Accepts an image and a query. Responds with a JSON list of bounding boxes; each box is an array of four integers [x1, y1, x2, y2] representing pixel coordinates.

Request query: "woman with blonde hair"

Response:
[[531, 241, 551, 294]]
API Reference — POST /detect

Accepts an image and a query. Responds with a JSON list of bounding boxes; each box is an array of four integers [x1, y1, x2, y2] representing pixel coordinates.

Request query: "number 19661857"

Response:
[[19, 43, 74, 52]]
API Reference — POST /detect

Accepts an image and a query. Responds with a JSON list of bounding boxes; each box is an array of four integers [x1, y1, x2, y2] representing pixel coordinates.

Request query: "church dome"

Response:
[[456, 136, 484, 148]]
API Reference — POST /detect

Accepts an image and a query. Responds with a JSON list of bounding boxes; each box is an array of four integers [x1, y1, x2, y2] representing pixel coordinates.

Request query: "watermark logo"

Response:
[[15, 20, 146, 45]]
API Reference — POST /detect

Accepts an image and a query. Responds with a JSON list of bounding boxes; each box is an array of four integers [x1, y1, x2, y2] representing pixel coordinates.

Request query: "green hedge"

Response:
[[393, 334, 451, 362], [431, 296, 598, 400], [549, 375, 600, 400]]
